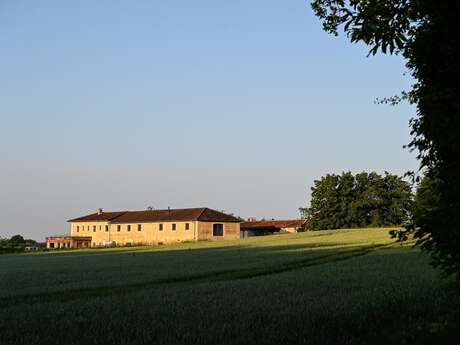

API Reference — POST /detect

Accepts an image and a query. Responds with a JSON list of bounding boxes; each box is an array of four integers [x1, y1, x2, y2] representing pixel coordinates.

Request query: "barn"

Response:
[[47, 207, 241, 248], [240, 219, 307, 238]]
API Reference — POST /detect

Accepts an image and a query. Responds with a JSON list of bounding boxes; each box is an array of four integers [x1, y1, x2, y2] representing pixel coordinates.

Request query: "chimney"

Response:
[[97, 208, 103, 215]]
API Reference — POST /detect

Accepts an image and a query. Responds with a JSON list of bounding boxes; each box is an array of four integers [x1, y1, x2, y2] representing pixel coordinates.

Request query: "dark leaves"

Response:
[[310, 0, 460, 278]]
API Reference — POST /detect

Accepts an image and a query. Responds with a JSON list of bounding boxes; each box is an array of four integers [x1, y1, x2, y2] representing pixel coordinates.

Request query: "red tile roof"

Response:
[[67, 211, 127, 222], [68, 208, 240, 223], [240, 219, 307, 230]]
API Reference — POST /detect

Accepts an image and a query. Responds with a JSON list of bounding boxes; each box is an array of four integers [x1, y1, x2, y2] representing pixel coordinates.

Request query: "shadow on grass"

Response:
[[0, 241, 397, 309]]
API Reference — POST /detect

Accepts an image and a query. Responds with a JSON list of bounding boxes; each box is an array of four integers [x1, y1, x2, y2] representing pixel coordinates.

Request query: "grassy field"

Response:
[[0, 228, 455, 345]]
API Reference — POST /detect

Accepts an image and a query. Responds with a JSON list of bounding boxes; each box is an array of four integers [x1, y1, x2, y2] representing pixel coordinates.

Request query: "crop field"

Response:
[[0, 228, 453, 345]]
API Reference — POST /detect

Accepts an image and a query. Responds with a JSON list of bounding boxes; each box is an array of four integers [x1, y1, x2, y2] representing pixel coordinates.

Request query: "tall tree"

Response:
[[310, 1, 460, 276], [306, 174, 342, 229], [336, 171, 357, 228]]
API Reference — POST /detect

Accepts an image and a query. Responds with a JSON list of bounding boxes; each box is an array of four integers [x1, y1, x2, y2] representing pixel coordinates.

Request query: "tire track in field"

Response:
[[0, 244, 392, 309]]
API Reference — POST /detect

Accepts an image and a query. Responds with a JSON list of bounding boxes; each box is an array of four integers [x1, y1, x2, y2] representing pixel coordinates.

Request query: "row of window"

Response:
[[75, 223, 224, 236], [76, 223, 192, 233], [76, 225, 110, 233]]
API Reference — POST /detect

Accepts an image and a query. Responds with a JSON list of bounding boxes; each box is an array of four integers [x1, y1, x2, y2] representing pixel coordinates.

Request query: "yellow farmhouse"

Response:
[[48, 207, 241, 248]]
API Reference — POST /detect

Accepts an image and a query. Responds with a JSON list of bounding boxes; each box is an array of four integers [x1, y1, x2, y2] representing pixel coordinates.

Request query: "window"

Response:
[[172, 224, 176, 231], [213, 224, 224, 236], [76, 226, 79, 232], [185, 223, 190, 231], [93, 226, 96, 232], [88, 226, 90, 231], [127, 225, 131, 232], [105, 225, 109, 232], [159, 224, 163, 231], [138, 224, 142, 232], [117, 225, 121, 232], [99, 225, 102, 231]]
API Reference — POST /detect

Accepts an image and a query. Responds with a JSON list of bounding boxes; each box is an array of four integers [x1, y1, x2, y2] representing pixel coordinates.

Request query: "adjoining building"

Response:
[[240, 219, 307, 238], [46, 236, 92, 249], [46, 207, 241, 248]]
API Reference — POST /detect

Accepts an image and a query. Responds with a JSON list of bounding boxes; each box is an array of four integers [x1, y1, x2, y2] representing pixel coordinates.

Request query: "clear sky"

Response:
[[0, 0, 417, 241]]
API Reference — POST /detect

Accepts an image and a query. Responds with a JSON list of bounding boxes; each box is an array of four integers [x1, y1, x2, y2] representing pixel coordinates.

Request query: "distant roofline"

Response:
[[240, 219, 307, 230], [46, 236, 92, 240], [67, 211, 128, 223]]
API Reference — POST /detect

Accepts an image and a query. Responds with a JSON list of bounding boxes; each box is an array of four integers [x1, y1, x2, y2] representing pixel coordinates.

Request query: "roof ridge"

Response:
[[196, 207, 208, 221], [68, 207, 240, 223], [110, 211, 129, 221]]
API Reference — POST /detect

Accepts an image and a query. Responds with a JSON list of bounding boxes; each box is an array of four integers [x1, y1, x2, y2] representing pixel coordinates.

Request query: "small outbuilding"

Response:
[[24, 246, 40, 251], [240, 219, 308, 238]]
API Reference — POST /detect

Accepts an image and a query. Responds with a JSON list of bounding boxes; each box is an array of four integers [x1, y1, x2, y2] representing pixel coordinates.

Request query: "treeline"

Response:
[[0, 235, 40, 254], [302, 171, 412, 230]]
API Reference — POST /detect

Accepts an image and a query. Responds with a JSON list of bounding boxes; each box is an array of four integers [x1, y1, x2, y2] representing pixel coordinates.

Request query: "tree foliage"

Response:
[[9, 235, 25, 246], [302, 171, 412, 230], [310, 1, 460, 276]]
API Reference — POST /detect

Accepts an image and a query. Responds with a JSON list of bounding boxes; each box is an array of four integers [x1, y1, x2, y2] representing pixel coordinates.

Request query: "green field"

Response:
[[0, 229, 453, 345]]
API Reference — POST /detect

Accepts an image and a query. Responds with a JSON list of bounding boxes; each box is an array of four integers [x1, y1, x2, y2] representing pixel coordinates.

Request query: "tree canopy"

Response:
[[310, 1, 460, 276], [9, 235, 25, 246], [302, 171, 412, 230]]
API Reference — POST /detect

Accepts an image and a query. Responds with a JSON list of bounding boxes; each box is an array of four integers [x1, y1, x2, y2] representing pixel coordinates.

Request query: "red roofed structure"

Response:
[[240, 219, 308, 238]]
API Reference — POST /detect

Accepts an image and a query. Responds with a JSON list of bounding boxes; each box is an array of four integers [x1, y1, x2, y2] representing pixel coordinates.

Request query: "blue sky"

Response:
[[0, 1, 417, 241]]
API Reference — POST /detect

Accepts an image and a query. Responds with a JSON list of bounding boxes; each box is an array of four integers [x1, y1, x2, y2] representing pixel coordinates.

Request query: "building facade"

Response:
[[51, 207, 241, 248]]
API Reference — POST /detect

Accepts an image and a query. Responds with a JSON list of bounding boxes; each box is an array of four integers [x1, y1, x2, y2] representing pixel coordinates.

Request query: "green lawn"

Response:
[[0, 229, 453, 345]]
